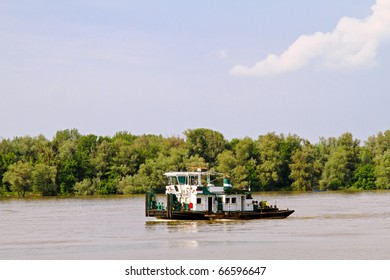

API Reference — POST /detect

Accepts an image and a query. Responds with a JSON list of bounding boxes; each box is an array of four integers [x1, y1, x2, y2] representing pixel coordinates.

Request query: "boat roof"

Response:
[[164, 171, 223, 177]]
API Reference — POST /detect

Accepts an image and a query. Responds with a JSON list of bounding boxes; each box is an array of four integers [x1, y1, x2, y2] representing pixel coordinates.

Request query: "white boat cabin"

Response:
[[164, 171, 256, 213]]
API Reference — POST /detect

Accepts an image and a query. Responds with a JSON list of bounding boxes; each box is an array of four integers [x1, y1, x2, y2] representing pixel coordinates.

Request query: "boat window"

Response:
[[168, 176, 178, 185], [225, 197, 230, 203], [232, 197, 237, 204], [196, 198, 202, 204], [174, 186, 179, 192], [190, 176, 198, 185], [178, 176, 186, 185]]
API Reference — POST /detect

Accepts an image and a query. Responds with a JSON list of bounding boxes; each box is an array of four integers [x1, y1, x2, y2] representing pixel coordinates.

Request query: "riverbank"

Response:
[[1, 189, 388, 200]]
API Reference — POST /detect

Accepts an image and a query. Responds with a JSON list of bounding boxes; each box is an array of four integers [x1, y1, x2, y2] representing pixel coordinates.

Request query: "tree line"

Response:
[[0, 128, 389, 197]]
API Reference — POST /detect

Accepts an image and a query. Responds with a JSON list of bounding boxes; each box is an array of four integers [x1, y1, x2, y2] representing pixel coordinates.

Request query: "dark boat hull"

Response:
[[146, 209, 294, 220]]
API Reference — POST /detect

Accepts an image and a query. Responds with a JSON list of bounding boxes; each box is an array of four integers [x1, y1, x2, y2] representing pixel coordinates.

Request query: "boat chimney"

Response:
[[223, 178, 232, 188]]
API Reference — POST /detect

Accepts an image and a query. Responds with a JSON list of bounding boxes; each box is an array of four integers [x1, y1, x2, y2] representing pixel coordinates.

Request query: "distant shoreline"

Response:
[[1, 129, 390, 198]]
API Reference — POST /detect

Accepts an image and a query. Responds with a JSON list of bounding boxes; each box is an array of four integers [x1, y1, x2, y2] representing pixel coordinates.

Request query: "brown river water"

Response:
[[1, 191, 390, 260]]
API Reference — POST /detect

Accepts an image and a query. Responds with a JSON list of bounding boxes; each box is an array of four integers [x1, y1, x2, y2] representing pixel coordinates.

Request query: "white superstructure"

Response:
[[164, 170, 256, 213]]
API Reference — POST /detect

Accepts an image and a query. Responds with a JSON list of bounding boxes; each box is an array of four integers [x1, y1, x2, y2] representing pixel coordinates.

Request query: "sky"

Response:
[[1, 0, 390, 143]]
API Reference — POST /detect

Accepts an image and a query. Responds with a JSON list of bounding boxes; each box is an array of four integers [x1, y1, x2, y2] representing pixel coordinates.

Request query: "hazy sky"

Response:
[[1, 0, 389, 143]]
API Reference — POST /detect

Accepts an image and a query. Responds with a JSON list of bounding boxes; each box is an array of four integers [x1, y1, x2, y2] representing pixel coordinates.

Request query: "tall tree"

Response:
[[2, 161, 33, 197], [320, 133, 360, 190], [32, 163, 57, 195], [216, 150, 237, 174], [184, 128, 226, 165], [320, 147, 350, 190], [256, 133, 283, 190], [74, 134, 98, 180], [31, 135, 55, 164], [289, 142, 320, 191], [233, 138, 259, 188], [55, 139, 78, 194], [279, 134, 303, 188], [92, 139, 115, 180], [352, 164, 376, 190], [0, 139, 16, 190], [374, 150, 390, 189], [52, 129, 81, 151], [320, 132, 360, 189], [367, 130, 390, 189]]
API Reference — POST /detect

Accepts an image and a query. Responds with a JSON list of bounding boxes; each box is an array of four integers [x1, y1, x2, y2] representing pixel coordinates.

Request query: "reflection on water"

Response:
[[145, 219, 244, 232], [1, 192, 390, 259]]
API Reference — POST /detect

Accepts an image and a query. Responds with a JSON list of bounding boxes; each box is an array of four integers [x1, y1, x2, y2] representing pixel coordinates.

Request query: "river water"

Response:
[[1, 191, 389, 260]]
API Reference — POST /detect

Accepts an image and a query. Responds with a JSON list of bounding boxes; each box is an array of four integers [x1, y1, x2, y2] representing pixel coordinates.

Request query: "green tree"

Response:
[[216, 138, 259, 189], [92, 139, 115, 180], [10, 136, 36, 163], [112, 131, 136, 144], [54, 131, 98, 194], [55, 139, 78, 194], [184, 155, 207, 171], [366, 130, 390, 189], [351, 146, 376, 190], [374, 150, 390, 189], [366, 130, 390, 158], [165, 146, 188, 171], [320, 133, 360, 190], [256, 133, 283, 190], [216, 150, 237, 174], [216, 150, 247, 188], [234, 137, 259, 187], [279, 134, 302, 188], [337, 132, 360, 171], [74, 134, 98, 180], [352, 164, 376, 190], [6, 128, 390, 196], [32, 163, 57, 195], [184, 128, 226, 165], [74, 178, 100, 195], [0, 139, 16, 190], [2, 161, 33, 197], [52, 129, 81, 151], [31, 135, 55, 164], [289, 142, 320, 191], [107, 138, 138, 179], [118, 175, 146, 194], [131, 134, 165, 168], [316, 137, 337, 165], [234, 138, 259, 164], [118, 153, 175, 194], [320, 147, 350, 190], [52, 129, 81, 194]]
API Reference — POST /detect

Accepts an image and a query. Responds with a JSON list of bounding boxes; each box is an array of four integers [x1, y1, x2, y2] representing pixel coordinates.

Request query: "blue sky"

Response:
[[1, 0, 389, 143]]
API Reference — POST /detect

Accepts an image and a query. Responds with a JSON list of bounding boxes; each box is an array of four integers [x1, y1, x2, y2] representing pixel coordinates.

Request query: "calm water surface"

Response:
[[1, 191, 390, 259]]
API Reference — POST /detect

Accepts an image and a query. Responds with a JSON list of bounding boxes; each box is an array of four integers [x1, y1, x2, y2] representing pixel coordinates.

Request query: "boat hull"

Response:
[[146, 209, 294, 220]]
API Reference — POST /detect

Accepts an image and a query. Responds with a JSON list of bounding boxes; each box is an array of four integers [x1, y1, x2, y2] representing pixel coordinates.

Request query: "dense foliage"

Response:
[[1, 128, 389, 197]]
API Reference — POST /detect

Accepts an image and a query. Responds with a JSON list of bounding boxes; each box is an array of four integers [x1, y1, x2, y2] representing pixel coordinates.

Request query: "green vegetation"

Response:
[[1, 128, 389, 197]]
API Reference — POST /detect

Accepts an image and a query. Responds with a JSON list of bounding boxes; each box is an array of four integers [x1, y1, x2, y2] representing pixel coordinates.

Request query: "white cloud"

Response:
[[231, 0, 390, 76]]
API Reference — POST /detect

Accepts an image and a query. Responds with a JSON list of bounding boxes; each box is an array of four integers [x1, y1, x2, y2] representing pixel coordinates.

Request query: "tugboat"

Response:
[[145, 169, 294, 220]]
